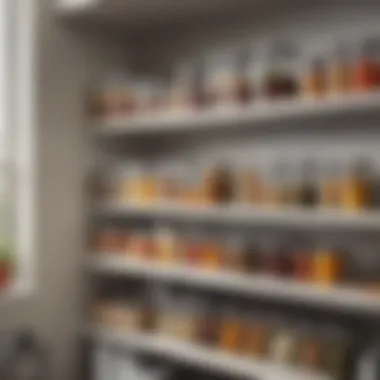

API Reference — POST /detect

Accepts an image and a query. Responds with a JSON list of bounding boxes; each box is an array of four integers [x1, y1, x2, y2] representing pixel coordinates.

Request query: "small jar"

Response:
[[329, 43, 355, 95], [202, 164, 234, 205], [296, 324, 323, 369], [293, 248, 314, 281], [298, 160, 320, 208], [155, 227, 179, 264], [224, 235, 248, 273], [197, 301, 221, 346], [201, 237, 224, 271], [320, 162, 344, 209], [128, 231, 152, 260], [303, 56, 328, 98], [183, 231, 204, 267], [218, 308, 245, 353], [354, 37, 380, 92], [242, 313, 271, 357], [268, 319, 298, 364], [263, 42, 300, 100], [235, 163, 265, 205], [313, 248, 343, 285], [204, 51, 241, 107], [340, 159, 372, 211]]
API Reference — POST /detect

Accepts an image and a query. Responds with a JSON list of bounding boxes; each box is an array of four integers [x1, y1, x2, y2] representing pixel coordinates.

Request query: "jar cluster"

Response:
[[92, 290, 354, 380], [90, 37, 380, 119], [92, 159, 378, 212]]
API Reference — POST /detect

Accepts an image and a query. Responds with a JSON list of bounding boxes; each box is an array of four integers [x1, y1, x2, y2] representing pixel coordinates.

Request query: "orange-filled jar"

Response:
[[201, 238, 224, 270], [313, 248, 343, 285], [303, 56, 328, 98], [340, 160, 372, 211], [219, 308, 245, 353], [329, 44, 354, 95]]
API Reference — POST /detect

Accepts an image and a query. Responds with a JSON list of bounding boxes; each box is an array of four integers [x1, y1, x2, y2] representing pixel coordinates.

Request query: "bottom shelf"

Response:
[[87, 325, 331, 380]]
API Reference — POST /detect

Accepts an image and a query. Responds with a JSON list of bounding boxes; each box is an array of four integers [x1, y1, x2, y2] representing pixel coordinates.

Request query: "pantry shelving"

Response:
[[88, 255, 380, 316], [96, 201, 380, 230], [87, 325, 331, 380], [94, 92, 380, 137]]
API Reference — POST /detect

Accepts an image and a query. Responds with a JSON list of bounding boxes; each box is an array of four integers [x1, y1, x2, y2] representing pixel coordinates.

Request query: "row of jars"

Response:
[[93, 159, 377, 211], [93, 227, 353, 285], [92, 293, 353, 380], [90, 37, 380, 118]]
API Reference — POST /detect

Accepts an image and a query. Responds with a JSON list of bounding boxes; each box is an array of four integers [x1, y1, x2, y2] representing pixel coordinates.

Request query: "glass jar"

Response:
[[204, 51, 242, 107], [201, 236, 224, 271], [303, 56, 328, 98], [293, 248, 313, 281], [313, 248, 343, 285], [155, 227, 179, 264], [298, 160, 319, 208], [218, 307, 245, 353], [268, 319, 298, 364], [340, 159, 372, 211], [355, 37, 380, 92], [235, 162, 265, 205], [263, 42, 300, 100], [329, 43, 355, 95], [242, 313, 271, 358], [296, 324, 322, 369], [224, 235, 248, 273], [320, 162, 344, 209]]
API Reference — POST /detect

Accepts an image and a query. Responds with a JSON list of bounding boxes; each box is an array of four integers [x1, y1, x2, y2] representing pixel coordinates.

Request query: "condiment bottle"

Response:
[[201, 237, 224, 271], [313, 248, 343, 285]]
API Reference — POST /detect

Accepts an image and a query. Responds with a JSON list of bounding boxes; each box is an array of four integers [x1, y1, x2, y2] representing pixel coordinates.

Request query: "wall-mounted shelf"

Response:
[[96, 201, 380, 230], [88, 255, 380, 316], [88, 325, 331, 380], [94, 93, 380, 138]]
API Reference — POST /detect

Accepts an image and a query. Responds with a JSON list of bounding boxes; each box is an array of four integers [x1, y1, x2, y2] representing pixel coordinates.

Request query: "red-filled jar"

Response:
[[354, 37, 380, 92], [293, 249, 313, 280]]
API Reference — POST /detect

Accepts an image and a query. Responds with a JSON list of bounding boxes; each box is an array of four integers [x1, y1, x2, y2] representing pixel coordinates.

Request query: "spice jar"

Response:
[[218, 308, 245, 353], [155, 227, 179, 264], [242, 313, 271, 357], [293, 248, 313, 281], [263, 42, 300, 100], [235, 164, 265, 205], [298, 160, 319, 207], [126, 165, 159, 205], [201, 236, 224, 271], [296, 324, 322, 369], [158, 164, 183, 204], [313, 248, 343, 285], [224, 236, 248, 273], [354, 37, 380, 92], [320, 162, 344, 209], [303, 56, 328, 98], [340, 159, 372, 211], [204, 52, 241, 107], [268, 319, 298, 364], [329, 43, 355, 95], [128, 231, 153, 260], [183, 231, 204, 267], [202, 164, 234, 205], [197, 301, 220, 346]]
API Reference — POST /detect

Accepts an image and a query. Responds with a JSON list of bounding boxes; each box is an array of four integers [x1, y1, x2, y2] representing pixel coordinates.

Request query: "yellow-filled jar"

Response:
[[313, 249, 342, 285]]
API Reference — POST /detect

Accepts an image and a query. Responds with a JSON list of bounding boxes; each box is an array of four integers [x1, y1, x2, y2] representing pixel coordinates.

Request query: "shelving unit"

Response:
[[95, 92, 380, 137], [87, 325, 331, 380], [97, 201, 380, 230], [89, 255, 380, 316]]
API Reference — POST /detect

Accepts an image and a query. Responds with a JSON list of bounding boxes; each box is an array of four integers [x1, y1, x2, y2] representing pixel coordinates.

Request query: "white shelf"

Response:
[[88, 325, 331, 380], [97, 201, 380, 230], [88, 255, 380, 315], [94, 93, 380, 137]]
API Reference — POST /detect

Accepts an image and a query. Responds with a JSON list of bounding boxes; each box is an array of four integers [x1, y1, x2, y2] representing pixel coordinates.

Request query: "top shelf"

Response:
[[94, 92, 380, 138]]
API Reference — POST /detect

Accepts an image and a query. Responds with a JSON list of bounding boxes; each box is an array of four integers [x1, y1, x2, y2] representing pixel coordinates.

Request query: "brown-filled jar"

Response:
[[242, 313, 271, 357], [296, 325, 322, 370], [203, 164, 234, 205], [218, 308, 245, 353]]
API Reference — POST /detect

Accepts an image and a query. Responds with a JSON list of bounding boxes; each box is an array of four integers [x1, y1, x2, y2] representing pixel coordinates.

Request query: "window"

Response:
[[0, 0, 36, 295]]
